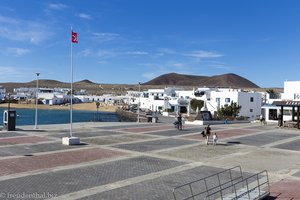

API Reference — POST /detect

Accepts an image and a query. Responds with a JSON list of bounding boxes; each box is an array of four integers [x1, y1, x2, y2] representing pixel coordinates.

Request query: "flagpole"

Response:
[[62, 28, 79, 145], [70, 27, 73, 138]]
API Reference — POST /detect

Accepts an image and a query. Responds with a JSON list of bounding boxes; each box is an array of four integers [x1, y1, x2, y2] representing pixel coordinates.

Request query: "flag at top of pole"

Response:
[[71, 31, 78, 43]]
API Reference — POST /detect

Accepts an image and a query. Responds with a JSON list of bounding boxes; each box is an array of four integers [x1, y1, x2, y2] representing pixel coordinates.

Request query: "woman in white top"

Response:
[[212, 133, 218, 145]]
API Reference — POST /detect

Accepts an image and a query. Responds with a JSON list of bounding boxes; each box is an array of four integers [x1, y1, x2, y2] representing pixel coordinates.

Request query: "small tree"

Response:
[[266, 89, 279, 99], [190, 99, 204, 112], [217, 101, 241, 119]]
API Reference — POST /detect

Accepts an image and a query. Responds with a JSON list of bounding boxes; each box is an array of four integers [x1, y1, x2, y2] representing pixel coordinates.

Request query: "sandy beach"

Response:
[[0, 102, 118, 112]]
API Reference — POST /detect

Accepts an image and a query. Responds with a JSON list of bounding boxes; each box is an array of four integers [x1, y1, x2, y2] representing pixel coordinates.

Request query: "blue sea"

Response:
[[0, 108, 119, 126]]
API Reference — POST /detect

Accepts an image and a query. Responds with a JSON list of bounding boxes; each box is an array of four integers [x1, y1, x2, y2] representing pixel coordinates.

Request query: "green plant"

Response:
[[266, 89, 279, 99], [190, 99, 204, 111], [216, 101, 241, 119]]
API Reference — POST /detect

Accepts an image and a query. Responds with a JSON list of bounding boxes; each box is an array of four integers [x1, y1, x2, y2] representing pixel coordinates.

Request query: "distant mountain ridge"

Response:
[[143, 73, 260, 88], [0, 73, 261, 95]]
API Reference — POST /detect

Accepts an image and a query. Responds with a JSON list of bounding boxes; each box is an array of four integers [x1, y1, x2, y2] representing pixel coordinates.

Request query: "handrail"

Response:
[[205, 170, 269, 200], [173, 166, 243, 200]]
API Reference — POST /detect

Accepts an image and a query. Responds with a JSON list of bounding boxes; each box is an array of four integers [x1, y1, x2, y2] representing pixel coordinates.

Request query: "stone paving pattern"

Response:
[[0, 122, 300, 199], [0, 136, 49, 146]]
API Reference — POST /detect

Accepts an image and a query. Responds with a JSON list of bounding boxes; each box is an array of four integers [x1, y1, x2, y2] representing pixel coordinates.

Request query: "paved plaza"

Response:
[[0, 121, 300, 199]]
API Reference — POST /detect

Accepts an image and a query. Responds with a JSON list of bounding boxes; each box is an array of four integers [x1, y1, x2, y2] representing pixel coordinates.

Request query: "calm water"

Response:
[[0, 108, 119, 126]]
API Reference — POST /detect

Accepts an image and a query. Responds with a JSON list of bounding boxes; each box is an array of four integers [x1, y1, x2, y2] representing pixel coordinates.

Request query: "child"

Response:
[[212, 133, 218, 145]]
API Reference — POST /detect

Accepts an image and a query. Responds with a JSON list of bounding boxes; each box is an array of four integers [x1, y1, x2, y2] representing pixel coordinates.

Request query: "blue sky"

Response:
[[1, 0, 300, 88]]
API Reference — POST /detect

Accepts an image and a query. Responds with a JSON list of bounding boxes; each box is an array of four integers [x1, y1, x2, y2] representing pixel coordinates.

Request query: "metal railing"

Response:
[[205, 170, 270, 200], [173, 166, 244, 200]]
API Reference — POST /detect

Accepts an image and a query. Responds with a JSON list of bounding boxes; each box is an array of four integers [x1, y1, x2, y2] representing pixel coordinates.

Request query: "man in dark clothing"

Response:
[[204, 125, 211, 144], [177, 114, 183, 130]]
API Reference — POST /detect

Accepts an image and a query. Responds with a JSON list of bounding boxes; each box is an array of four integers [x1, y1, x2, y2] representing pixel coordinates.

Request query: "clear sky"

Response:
[[1, 0, 300, 88]]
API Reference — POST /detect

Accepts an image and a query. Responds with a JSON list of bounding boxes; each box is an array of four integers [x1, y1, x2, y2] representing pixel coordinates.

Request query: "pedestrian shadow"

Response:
[[225, 141, 241, 146], [263, 194, 281, 200], [15, 128, 47, 132]]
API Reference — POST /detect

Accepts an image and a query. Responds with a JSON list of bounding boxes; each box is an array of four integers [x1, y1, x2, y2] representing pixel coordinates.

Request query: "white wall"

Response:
[[282, 81, 300, 100], [139, 97, 165, 111], [209, 90, 262, 120], [238, 92, 261, 119], [209, 91, 239, 113]]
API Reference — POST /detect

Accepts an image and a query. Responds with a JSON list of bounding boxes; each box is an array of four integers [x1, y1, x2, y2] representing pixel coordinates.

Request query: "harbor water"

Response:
[[0, 108, 120, 126]]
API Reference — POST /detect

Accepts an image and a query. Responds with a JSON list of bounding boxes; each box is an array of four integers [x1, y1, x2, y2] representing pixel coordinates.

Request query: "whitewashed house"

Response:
[[139, 89, 165, 112], [209, 89, 262, 120], [128, 87, 262, 120], [37, 88, 72, 105], [263, 81, 300, 123], [136, 88, 190, 114], [281, 81, 300, 100], [191, 88, 262, 120]]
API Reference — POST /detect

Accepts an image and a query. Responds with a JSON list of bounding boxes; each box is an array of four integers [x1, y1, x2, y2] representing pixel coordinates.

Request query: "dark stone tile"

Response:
[[113, 138, 198, 152], [0, 156, 185, 198]]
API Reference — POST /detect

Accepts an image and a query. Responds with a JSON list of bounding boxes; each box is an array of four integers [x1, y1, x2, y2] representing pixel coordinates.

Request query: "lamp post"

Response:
[[7, 93, 10, 111], [137, 82, 141, 123], [34, 72, 40, 129]]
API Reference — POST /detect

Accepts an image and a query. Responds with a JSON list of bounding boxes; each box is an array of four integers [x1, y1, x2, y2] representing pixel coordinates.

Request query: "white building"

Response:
[[37, 88, 81, 105], [206, 88, 262, 120], [281, 81, 300, 100], [139, 89, 165, 112], [263, 81, 300, 123], [75, 94, 124, 105], [137, 88, 190, 114], [132, 87, 262, 120]]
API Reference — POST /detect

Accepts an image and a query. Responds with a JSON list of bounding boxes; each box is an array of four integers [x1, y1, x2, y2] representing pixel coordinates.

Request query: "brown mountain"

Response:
[[0, 79, 93, 93], [0, 73, 260, 95], [0, 79, 133, 95], [143, 73, 260, 88]]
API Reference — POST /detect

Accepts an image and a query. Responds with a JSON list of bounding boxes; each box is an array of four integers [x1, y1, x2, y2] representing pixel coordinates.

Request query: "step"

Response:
[[222, 187, 269, 200]]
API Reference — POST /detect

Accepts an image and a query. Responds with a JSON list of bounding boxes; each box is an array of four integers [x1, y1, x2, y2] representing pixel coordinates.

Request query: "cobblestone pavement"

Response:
[[0, 122, 300, 199]]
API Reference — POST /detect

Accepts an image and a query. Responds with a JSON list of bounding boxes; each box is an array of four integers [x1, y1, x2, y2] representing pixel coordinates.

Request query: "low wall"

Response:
[[115, 109, 149, 122]]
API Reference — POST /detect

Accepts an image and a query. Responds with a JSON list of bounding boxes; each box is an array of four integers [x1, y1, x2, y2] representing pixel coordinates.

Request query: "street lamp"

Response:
[[7, 93, 10, 111], [34, 72, 40, 129], [137, 82, 141, 123]]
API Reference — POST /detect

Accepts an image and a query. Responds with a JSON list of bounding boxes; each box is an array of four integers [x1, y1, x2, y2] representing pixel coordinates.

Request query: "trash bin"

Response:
[[3, 110, 16, 131], [152, 117, 158, 123]]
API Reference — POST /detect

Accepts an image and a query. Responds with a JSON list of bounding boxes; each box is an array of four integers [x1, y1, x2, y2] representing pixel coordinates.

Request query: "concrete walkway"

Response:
[[0, 122, 299, 199]]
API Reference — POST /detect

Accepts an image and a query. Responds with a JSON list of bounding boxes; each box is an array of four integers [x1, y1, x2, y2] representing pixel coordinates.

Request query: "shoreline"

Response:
[[0, 102, 118, 112]]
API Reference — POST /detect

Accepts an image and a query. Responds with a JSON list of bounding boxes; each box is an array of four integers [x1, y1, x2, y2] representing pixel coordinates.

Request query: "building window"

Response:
[[225, 98, 230, 103], [294, 93, 300, 99], [216, 98, 220, 103], [250, 97, 254, 102], [250, 109, 253, 112]]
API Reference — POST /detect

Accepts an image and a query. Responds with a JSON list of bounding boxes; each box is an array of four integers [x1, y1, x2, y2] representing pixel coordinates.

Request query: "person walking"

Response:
[[181, 116, 185, 130], [204, 124, 211, 145], [259, 114, 263, 125], [177, 114, 183, 130], [212, 133, 218, 145]]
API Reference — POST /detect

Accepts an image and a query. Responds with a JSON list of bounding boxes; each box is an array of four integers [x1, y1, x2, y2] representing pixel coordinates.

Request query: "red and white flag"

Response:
[[71, 31, 78, 43]]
